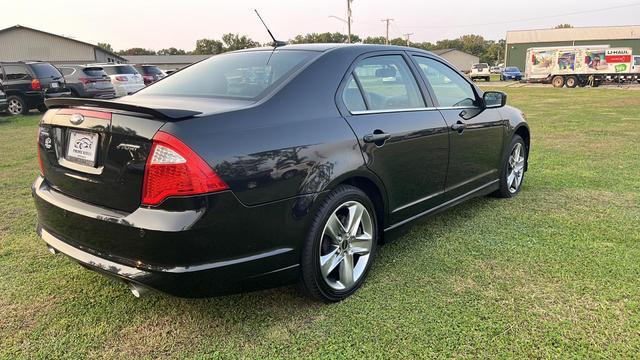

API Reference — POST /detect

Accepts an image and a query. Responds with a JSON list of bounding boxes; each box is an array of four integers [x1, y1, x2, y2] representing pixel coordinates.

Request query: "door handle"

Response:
[[363, 132, 391, 144], [451, 120, 466, 133]]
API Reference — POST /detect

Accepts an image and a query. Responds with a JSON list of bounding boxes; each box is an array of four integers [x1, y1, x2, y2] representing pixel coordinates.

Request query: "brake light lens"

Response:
[[31, 79, 41, 90], [141, 131, 228, 206], [115, 75, 128, 81], [37, 127, 44, 175], [79, 78, 95, 84]]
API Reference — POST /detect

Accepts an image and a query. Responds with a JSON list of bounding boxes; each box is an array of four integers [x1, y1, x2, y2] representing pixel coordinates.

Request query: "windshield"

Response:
[[635, 57, 640, 66], [31, 63, 63, 79], [140, 66, 164, 75], [505, 67, 519, 72], [103, 65, 139, 75], [136, 50, 317, 100]]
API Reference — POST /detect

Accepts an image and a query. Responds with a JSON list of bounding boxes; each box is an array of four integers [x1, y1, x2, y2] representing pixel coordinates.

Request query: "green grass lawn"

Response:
[[1, 88, 639, 358]]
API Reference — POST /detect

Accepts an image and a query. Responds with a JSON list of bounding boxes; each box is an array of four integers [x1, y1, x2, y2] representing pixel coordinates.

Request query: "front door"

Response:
[[339, 53, 449, 223], [411, 55, 505, 198]]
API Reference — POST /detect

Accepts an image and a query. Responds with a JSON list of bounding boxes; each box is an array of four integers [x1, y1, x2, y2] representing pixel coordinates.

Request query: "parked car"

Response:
[[0, 83, 7, 113], [57, 65, 116, 99], [501, 67, 523, 81], [133, 65, 166, 85], [35, 44, 530, 302], [470, 63, 491, 81], [97, 64, 145, 97], [0, 61, 70, 115], [490, 66, 503, 74]]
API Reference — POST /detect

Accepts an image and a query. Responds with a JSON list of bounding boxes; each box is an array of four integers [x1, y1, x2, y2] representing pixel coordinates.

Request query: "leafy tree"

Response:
[[554, 24, 573, 29], [157, 47, 187, 55], [193, 39, 224, 55], [97, 42, 113, 53], [362, 36, 386, 44], [290, 32, 360, 44], [221, 33, 260, 51], [482, 40, 505, 65], [117, 48, 156, 56]]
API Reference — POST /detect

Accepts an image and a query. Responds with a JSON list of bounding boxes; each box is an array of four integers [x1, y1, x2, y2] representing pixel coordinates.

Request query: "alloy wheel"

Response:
[[319, 200, 373, 291], [507, 143, 525, 193], [8, 99, 23, 115]]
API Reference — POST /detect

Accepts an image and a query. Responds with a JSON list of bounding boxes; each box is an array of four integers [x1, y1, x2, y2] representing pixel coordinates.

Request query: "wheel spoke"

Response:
[[324, 214, 345, 244], [346, 203, 364, 236], [339, 252, 354, 287], [320, 247, 341, 277], [507, 172, 515, 188], [515, 173, 523, 189], [351, 232, 372, 255]]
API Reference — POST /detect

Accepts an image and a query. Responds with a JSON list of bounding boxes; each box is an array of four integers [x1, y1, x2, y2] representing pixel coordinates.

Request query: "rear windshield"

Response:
[[472, 63, 489, 69], [102, 65, 139, 75], [140, 66, 163, 75], [83, 67, 107, 77], [136, 50, 316, 100], [30, 63, 63, 78]]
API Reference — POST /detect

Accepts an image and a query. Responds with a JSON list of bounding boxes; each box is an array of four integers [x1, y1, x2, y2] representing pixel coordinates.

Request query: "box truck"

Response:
[[524, 46, 639, 87]]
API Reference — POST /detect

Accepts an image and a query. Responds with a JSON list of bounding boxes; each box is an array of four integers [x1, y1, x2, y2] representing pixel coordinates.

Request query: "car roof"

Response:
[[236, 43, 431, 54]]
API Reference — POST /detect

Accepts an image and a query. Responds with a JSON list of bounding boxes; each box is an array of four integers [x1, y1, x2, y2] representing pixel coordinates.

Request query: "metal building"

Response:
[[431, 49, 480, 72], [0, 25, 126, 64], [506, 25, 640, 71]]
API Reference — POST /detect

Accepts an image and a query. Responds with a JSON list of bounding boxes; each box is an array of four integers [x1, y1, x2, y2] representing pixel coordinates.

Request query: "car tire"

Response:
[[37, 104, 48, 113], [566, 76, 578, 88], [7, 95, 28, 115], [552, 76, 565, 88], [300, 185, 378, 302], [492, 135, 527, 198]]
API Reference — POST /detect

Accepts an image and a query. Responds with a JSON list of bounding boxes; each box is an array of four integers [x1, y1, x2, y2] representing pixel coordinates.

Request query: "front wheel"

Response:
[[493, 135, 527, 198], [300, 185, 378, 302], [7, 95, 28, 115]]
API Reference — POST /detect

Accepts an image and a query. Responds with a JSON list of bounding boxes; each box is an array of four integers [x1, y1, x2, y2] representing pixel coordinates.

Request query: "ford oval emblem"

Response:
[[69, 113, 85, 125]]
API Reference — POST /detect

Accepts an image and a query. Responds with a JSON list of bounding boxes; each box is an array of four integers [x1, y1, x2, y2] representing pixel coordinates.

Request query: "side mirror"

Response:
[[483, 91, 507, 108]]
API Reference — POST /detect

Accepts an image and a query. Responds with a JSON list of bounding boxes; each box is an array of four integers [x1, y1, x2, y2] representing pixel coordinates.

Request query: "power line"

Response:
[[403, 33, 414, 46], [396, 2, 640, 29], [380, 18, 394, 45]]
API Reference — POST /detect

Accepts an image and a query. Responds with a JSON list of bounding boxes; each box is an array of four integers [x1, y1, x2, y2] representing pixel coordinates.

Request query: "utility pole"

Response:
[[403, 33, 414, 46], [347, 0, 353, 43], [381, 18, 393, 45]]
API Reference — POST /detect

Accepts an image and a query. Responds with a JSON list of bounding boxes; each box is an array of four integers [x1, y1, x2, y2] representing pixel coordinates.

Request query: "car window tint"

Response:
[[4, 65, 31, 81], [103, 65, 139, 75], [353, 55, 424, 111], [342, 75, 366, 112], [136, 50, 315, 100], [31, 63, 63, 79], [413, 56, 478, 107], [83, 67, 107, 77], [141, 66, 163, 75], [59, 67, 75, 76]]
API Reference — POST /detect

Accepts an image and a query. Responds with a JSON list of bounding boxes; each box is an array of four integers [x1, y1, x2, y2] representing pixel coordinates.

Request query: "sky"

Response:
[[3, 0, 640, 51]]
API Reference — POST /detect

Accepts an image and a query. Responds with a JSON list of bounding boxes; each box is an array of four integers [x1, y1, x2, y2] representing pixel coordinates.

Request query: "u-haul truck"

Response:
[[524, 46, 639, 87]]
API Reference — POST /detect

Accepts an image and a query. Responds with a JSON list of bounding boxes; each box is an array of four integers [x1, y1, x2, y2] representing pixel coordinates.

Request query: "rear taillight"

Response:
[[143, 75, 154, 84], [141, 131, 228, 206], [79, 78, 96, 84], [37, 127, 44, 175], [31, 79, 41, 90], [115, 76, 128, 81]]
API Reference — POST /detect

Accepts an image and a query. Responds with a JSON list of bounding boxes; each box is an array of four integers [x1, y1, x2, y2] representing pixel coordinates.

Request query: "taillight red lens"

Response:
[[31, 79, 41, 90], [115, 76, 128, 81], [37, 127, 44, 175], [141, 131, 228, 206]]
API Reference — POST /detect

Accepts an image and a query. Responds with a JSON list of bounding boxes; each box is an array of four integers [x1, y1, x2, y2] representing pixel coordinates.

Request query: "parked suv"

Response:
[[97, 64, 145, 97], [57, 65, 116, 99], [133, 65, 165, 85], [0, 62, 70, 115], [470, 63, 491, 82]]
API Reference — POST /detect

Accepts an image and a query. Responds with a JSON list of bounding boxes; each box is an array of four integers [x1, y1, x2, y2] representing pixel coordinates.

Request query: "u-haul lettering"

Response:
[[605, 49, 632, 63]]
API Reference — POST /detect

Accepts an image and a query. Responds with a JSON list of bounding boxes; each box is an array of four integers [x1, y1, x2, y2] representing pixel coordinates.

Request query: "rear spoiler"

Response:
[[45, 98, 201, 120]]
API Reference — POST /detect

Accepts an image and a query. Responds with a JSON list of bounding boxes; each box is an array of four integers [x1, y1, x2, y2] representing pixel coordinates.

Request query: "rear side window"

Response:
[[103, 65, 139, 75], [59, 67, 76, 76], [3, 65, 31, 81], [352, 55, 424, 111], [342, 75, 366, 112], [136, 50, 315, 100], [413, 56, 478, 107], [30, 63, 63, 78]]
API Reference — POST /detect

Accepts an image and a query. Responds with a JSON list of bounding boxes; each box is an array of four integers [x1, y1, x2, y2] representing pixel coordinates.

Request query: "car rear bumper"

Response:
[[32, 176, 315, 297]]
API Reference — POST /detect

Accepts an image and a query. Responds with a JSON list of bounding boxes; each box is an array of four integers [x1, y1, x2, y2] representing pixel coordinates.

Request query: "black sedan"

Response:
[[34, 44, 530, 302]]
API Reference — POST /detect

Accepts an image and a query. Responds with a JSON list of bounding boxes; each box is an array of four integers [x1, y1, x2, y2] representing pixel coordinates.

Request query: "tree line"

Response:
[[99, 32, 507, 65]]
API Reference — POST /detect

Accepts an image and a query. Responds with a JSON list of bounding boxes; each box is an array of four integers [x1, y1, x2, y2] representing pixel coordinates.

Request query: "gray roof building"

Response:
[[431, 49, 480, 72], [0, 25, 126, 64]]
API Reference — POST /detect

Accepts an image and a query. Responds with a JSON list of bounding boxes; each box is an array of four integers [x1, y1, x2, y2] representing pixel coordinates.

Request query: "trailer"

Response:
[[524, 45, 640, 87]]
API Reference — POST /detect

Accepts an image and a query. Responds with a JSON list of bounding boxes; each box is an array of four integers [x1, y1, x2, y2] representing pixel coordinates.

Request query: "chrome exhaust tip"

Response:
[[128, 282, 148, 298], [47, 245, 59, 255]]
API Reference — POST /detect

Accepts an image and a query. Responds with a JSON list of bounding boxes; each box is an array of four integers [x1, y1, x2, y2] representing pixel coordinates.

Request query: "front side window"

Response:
[[352, 55, 424, 111], [136, 50, 316, 100], [413, 56, 478, 107]]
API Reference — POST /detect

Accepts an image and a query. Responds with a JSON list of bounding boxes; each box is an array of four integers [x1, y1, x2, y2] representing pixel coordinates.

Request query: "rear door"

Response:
[[30, 63, 67, 94], [1, 64, 33, 94], [411, 55, 505, 199], [338, 52, 449, 223]]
